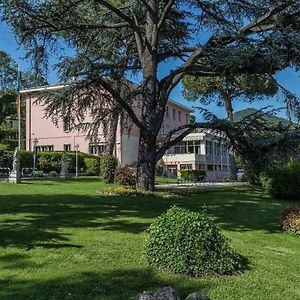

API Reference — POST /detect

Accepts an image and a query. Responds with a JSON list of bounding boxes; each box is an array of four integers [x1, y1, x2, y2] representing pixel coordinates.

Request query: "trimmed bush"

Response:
[[282, 206, 300, 236], [180, 169, 206, 181], [115, 166, 136, 185], [155, 164, 163, 176], [2, 150, 100, 175], [261, 159, 300, 200], [84, 157, 100, 176], [100, 155, 118, 183], [145, 206, 246, 276]]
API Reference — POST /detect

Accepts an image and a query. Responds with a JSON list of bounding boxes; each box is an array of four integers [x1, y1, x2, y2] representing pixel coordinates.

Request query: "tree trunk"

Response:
[[224, 94, 234, 122], [223, 94, 237, 179], [105, 109, 119, 156], [136, 130, 157, 191]]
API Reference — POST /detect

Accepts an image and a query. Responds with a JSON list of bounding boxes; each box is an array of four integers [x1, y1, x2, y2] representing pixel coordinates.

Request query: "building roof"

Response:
[[20, 82, 194, 113]]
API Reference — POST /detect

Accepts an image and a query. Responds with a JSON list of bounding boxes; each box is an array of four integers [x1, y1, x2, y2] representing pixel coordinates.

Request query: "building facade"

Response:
[[22, 84, 231, 181], [22, 84, 192, 166], [160, 131, 231, 181]]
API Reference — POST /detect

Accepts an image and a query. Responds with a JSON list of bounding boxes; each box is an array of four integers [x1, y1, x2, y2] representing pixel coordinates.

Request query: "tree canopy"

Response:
[[182, 74, 279, 120], [2, 0, 300, 190]]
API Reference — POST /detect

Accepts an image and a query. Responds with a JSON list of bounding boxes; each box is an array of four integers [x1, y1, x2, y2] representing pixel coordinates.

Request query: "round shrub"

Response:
[[115, 166, 136, 185], [145, 206, 246, 276], [281, 206, 300, 236]]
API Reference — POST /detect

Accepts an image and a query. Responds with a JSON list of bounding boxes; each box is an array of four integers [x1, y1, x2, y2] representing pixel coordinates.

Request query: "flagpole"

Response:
[[17, 66, 21, 150]]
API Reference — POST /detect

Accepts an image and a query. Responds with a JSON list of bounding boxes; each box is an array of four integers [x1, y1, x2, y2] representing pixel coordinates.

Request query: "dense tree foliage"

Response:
[[183, 74, 278, 121], [2, 1, 300, 190]]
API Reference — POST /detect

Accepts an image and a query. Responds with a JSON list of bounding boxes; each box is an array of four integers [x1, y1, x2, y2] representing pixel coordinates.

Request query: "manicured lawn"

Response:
[[0, 178, 299, 300], [155, 176, 179, 185]]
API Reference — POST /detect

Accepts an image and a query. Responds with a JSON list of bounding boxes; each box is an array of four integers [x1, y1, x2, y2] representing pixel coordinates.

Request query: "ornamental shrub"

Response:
[[180, 169, 206, 181], [100, 155, 118, 183], [145, 206, 246, 276], [261, 159, 300, 200], [115, 166, 136, 185], [84, 157, 100, 176], [281, 206, 300, 236], [155, 164, 163, 176]]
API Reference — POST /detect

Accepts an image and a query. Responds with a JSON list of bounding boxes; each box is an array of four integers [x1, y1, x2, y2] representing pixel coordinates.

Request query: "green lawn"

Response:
[[0, 178, 299, 300], [155, 176, 179, 185]]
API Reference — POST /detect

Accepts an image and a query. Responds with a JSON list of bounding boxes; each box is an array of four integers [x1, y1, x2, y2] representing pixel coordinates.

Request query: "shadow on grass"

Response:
[[0, 253, 39, 270], [0, 268, 212, 300], [0, 186, 285, 250]]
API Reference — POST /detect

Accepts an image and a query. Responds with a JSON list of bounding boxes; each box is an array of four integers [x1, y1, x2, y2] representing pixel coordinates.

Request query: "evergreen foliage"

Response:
[[180, 169, 206, 182], [260, 159, 300, 200], [182, 74, 278, 120], [100, 155, 118, 184], [145, 206, 246, 276], [84, 157, 100, 176]]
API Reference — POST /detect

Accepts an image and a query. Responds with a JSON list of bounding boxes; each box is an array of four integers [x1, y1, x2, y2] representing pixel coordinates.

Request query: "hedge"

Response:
[[180, 169, 206, 181], [260, 159, 300, 201], [0, 150, 101, 175]]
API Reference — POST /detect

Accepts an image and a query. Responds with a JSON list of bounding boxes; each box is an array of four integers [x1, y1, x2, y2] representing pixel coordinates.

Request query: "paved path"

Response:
[[157, 182, 248, 189]]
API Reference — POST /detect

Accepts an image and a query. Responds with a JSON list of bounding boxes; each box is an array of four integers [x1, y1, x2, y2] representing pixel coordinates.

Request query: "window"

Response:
[[222, 145, 228, 156], [187, 141, 194, 153], [215, 142, 221, 156], [173, 108, 176, 120], [178, 111, 182, 122], [89, 144, 107, 156], [36, 145, 54, 152], [186, 113, 189, 124], [180, 164, 192, 170], [63, 116, 71, 132], [174, 142, 187, 154], [197, 164, 205, 170], [194, 141, 201, 154], [207, 164, 214, 171], [64, 144, 71, 151], [166, 106, 169, 118], [206, 141, 213, 155]]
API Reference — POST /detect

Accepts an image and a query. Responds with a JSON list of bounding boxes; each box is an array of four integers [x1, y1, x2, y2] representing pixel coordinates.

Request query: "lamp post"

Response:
[[33, 138, 39, 179], [75, 144, 79, 178]]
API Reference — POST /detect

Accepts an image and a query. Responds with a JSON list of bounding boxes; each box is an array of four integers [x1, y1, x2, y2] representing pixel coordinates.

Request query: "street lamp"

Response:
[[75, 144, 80, 178], [33, 138, 39, 179]]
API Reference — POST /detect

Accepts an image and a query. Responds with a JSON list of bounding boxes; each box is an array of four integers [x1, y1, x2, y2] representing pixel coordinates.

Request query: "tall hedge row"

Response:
[[0, 150, 102, 175]]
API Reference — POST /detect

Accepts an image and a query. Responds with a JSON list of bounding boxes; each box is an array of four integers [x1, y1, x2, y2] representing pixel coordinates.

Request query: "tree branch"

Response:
[[94, 0, 136, 28], [158, 0, 175, 29], [240, 0, 296, 34], [156, 124, 196, 161], [93, 77, 142, 129]]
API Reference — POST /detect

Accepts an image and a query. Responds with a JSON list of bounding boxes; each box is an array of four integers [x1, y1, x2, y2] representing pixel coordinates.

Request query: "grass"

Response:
[[0, 178, 299, 300], [155, 176, 179, 185]]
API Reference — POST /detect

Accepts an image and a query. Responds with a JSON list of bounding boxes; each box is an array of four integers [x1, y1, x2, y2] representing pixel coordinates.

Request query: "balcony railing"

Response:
[[163, 153, 206, 162]]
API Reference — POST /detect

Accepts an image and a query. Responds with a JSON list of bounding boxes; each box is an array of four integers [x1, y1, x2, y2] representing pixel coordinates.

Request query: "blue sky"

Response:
[[1, 20, 300, 121]]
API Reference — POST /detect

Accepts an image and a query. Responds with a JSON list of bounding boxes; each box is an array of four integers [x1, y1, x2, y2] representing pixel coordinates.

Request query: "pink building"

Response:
[[21, 84, 231, 180], [22, 84, 192, 166]]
